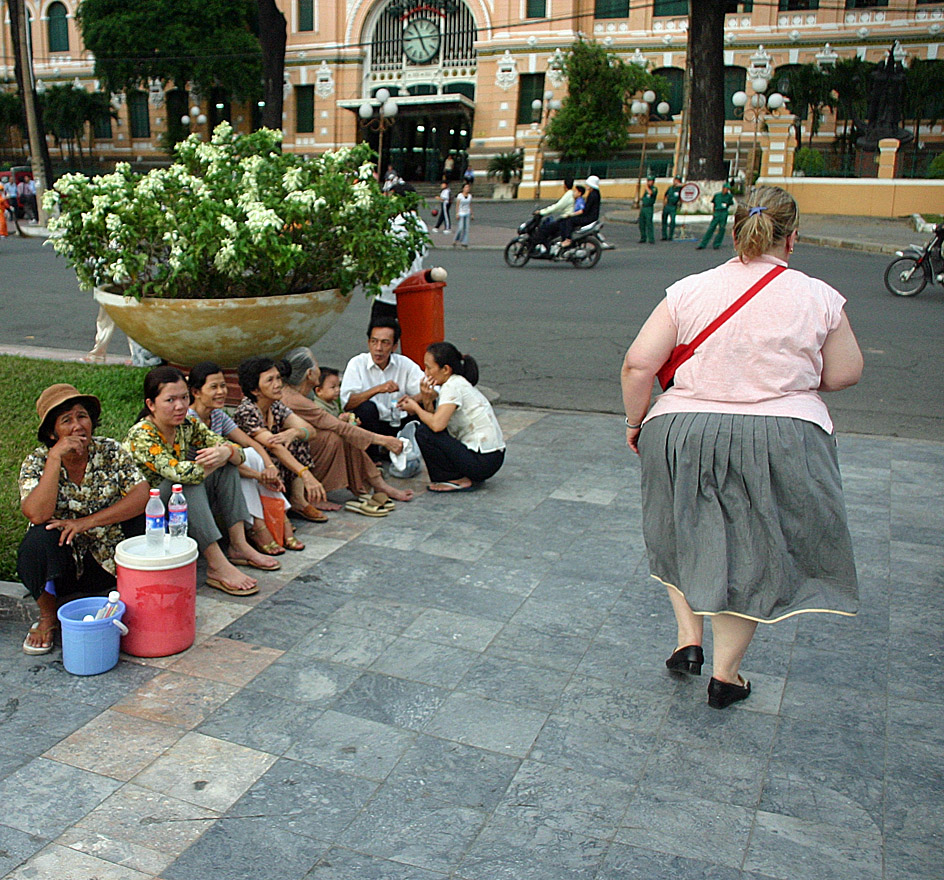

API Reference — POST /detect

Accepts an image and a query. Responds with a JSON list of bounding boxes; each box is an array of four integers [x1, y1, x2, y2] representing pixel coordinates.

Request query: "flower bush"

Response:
[[44, 123, 427, 300]]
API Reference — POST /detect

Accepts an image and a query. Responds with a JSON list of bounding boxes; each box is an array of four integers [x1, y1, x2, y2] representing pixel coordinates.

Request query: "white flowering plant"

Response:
[[44, 123, 427, 300]]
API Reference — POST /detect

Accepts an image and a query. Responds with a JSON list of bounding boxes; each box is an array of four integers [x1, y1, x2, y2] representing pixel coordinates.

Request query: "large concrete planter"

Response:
[[94, 287, 351, 369]]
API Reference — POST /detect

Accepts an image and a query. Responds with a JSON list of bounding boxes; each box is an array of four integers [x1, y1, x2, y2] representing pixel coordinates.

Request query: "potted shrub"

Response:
[[487, 150, 523, 199], [44, 123, 426, 366]]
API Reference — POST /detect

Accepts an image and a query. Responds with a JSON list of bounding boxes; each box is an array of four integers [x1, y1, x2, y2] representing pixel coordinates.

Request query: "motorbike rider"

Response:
[[533, 178, 575, 251], [559, 175, 601, 249]]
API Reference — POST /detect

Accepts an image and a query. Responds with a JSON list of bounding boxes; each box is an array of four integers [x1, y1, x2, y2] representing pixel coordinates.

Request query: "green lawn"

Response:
[[0, 357, 146, 582]]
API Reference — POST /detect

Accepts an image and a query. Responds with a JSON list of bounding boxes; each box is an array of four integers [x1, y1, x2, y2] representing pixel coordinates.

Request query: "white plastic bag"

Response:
[[388, 420, 422, 479]]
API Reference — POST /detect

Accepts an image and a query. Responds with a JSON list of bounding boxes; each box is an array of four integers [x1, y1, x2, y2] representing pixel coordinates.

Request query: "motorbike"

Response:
[[504, 214, 609, 269], [884, 224, 944, 297]]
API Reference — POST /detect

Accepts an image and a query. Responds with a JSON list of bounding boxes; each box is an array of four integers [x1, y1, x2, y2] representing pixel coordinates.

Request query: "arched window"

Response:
[[652, 67, 684, 116], [724, 66, 746, 120], [47, 2, 69, 53]]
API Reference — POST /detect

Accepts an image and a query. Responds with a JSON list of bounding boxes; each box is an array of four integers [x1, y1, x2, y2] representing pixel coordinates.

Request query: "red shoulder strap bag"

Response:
[[656, 264, 786, 391]]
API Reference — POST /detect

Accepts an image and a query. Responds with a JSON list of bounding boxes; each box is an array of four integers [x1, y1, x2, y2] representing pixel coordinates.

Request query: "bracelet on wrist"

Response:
[[297, 465, 310, 476], [624, 417, 643, 430]]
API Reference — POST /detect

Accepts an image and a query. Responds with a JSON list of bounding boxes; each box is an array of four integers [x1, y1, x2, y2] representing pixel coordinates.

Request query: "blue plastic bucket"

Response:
[[57, 597, 128, 676]]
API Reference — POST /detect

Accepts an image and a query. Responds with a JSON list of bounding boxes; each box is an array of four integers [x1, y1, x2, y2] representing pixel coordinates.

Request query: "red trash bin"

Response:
[[395, 270, 445, 366]]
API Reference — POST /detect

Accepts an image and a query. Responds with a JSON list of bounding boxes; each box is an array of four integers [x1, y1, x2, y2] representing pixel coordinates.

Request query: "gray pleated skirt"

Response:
[[638, 412, 858, 623]]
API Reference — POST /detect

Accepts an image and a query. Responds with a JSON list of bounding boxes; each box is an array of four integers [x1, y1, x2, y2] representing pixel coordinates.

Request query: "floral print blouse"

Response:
[[232, 397, 313, 487], [18, 437, 146, 576], [123, 416, 243, 489]]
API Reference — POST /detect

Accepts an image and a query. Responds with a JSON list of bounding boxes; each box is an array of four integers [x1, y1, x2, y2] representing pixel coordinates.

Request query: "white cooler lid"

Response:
[[115, 535, 199, 570]]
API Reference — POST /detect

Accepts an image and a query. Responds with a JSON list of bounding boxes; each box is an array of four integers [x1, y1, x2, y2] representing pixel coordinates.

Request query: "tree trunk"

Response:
[[7, 0, 54, 186], [257, 0, 287, 132], [687, 0, 727, 180]]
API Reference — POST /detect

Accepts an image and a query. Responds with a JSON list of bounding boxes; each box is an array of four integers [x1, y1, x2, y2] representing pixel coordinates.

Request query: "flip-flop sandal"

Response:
[[358, 492, 395, 511], [344, 498, 390, 517], [284, 535, 305, 551], [228, 556, 281, 572], [23, 621, 57, 655], [206, 578, 260, 596], [428, 481, 475, 493]]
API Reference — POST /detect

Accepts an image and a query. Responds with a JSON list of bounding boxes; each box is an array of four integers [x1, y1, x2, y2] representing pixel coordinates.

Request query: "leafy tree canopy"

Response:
[[546, 40, 664, 162], [77, 0, 262, 100]]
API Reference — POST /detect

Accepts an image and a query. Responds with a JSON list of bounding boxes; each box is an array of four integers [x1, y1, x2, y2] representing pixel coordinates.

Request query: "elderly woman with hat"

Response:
[[17, 384, 150, 654]]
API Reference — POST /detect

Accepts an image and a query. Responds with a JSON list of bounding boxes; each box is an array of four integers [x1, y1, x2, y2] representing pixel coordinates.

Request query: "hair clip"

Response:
[[748, 206, 767, 217]]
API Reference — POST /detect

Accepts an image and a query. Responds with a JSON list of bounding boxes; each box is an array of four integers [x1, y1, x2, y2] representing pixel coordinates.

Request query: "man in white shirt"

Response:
[[340, 316, 425, 459], [534, 177, 575, 249]]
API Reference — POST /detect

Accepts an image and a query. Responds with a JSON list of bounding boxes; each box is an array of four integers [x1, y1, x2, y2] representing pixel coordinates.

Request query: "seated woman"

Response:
[[232, 357, 332, 523], [18, 384, 150, 654], [398, 342, 506, 493], [280, 347, 414, 511], [187, 363, 303, 555], [124, 367, 279, 598]]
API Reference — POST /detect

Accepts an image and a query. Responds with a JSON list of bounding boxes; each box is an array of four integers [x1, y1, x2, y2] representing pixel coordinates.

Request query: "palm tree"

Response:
[[828, 58, 872, 166], [486, 150, 523, 184]]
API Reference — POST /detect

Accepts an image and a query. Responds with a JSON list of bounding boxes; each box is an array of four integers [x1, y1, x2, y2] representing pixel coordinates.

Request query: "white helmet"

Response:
[[585, 175, 601, 190]]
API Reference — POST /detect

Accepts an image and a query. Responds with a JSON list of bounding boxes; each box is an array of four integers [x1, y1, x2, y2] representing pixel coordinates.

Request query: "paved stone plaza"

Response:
[[0, 407, 941, 879]]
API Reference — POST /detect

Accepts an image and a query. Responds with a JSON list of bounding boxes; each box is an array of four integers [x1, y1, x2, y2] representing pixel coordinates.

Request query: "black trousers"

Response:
[[350, 400, 417, 462], [415, 423, 505, 484], [17, 515, 144, 602]]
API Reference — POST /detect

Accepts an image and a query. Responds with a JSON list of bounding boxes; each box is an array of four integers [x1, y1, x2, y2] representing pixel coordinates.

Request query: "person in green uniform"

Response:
[[697, 181, 735, 250], [662, 175, 683, 241], [638, 176, 657, 244]]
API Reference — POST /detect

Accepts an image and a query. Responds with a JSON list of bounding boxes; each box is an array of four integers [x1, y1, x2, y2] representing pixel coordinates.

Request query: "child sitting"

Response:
[[313, 368, 355, 422]]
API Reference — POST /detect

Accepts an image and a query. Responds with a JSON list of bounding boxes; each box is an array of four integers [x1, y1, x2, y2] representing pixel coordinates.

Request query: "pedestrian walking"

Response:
[[697, 182, 734, 250], [453, 183, 473, 247], [638, 176, 657, 244], [433, 181, 451, 232]]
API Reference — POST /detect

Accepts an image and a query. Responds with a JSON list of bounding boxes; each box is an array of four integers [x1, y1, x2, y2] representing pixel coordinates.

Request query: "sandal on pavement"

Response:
[[228, 555, 281, 572], [345, 497, 390, 517], [358, 492, 395, 511], [23, 620, 57, 655], [284, 535, 305, 551], [290, 504, 329, 523], [428, 481, 475, 493], [249, 526, 284, 556], [206, 577, 260, 597]]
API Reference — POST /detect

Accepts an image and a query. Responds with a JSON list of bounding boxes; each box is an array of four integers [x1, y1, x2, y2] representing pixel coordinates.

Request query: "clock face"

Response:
[[403, 18, 440, 64]]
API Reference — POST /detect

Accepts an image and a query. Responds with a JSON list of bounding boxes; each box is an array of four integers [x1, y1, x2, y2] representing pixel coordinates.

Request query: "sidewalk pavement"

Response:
[[0, 404, 941, 880], [428, 200, 922, 255]]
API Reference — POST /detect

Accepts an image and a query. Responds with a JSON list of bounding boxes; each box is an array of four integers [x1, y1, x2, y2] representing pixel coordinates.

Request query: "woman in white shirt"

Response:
[[398, 342, 505, 493]]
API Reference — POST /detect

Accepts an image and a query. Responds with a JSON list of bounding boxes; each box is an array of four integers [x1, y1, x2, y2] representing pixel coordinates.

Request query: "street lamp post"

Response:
[[632, 91, 670, 207], [531, 90, 562, 200], [180, 104, 208, 138], [359, 88, 399, 176], [731, 77, 784, 185]]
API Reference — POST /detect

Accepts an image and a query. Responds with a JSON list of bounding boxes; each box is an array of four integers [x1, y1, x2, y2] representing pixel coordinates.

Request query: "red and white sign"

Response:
[[679, 182, 700, 203]]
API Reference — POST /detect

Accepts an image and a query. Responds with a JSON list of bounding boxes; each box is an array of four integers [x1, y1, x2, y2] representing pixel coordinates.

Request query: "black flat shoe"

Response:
[[665, 645, 704, 676], [707, 676, 751, 709]]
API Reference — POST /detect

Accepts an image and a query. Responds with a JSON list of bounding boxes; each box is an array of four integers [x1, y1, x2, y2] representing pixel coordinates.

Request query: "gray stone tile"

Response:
[[384, 735, 519, 811], [660, 691, 780, 755], [25, 658, 160, 709], [779, 680, 885, 737], [305, 847, 447, 880], [529, 716, 655, 785], [331, 672, 449, 731], [787, 644, 887, 692], [2, 844, 154, 880], [326, 596, 427, 634], [0, 693, 102, 755], [400, 608, 505, 652], [198, 689, 327, 756], [457, 654, 571, 712], [293, 623, 399, 667], [0, 823, 48, 876], [887, 696, 944, 747], [758, 771, 883, 835], [370, 637, 478, 689], [575, 624, 678, 682], [486, 621, 591, 673], [744, 811, 882, 880], [508, 596, 610, 639], [456, 814, 610, 880], [453, 560, 546, 597], [0, 757, 120, 837], [493, 760, 634, 840], [163, 817, 328, 880], [639, 740, 766, 809], [369, 576, 523, 624], [337, 787, 486, 874], [553, 671, 674, 736], [0, 747, 31, 784], [884, 836, 944, 880], [423, 692, 548, 757], [227, 757, 377, 839], [616, 789, 754, 868], [243, 655, 361, 707], [284, 710, 416, 781], [595, 842, 742, 880]]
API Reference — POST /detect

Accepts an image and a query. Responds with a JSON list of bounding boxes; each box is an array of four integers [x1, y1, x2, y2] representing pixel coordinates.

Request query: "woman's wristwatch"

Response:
[[624, 417, 642, 429]]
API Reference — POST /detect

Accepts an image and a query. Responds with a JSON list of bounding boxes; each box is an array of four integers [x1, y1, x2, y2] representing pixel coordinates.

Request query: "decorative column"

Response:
[[760, 115, 796, 179], [877, 137, 900, 180]]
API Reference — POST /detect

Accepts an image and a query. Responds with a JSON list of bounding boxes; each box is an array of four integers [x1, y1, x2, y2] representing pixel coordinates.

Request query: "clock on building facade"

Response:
[[402, 17, 440, 64]]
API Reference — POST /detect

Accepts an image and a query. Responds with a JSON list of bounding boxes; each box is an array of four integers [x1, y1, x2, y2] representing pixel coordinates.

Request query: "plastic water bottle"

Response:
[[145, 489, 165, 554], [389, 393, 402, 428], [95, 591, 121, 620], [168, 484, 188, 548]]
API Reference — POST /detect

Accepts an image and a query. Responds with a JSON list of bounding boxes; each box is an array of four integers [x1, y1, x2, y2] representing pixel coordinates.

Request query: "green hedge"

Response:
[[0, 357, 146, 583]]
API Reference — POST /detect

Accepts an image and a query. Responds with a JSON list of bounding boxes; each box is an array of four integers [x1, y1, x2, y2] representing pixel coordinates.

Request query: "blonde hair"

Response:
[[732, 185, 799, 263]]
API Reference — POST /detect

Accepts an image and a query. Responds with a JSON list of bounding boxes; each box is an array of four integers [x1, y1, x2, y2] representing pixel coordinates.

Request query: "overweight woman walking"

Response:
[[621, 185, 864, 709]]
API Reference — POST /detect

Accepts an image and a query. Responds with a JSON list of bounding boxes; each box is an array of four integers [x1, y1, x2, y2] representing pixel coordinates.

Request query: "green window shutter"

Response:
[[93, 114, 112, 139], [778, 0, 818, 9], [653, 0, 688, 14], [128, 91, 150, 139], [724, 66, 746, 120], [594, 0, 628, 19], [47, 2, 68, 53], [299, 0, 314, 31], [516, 73, 545, 126], [526, 0, 546, 17], [296, 85, 315, 133]]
